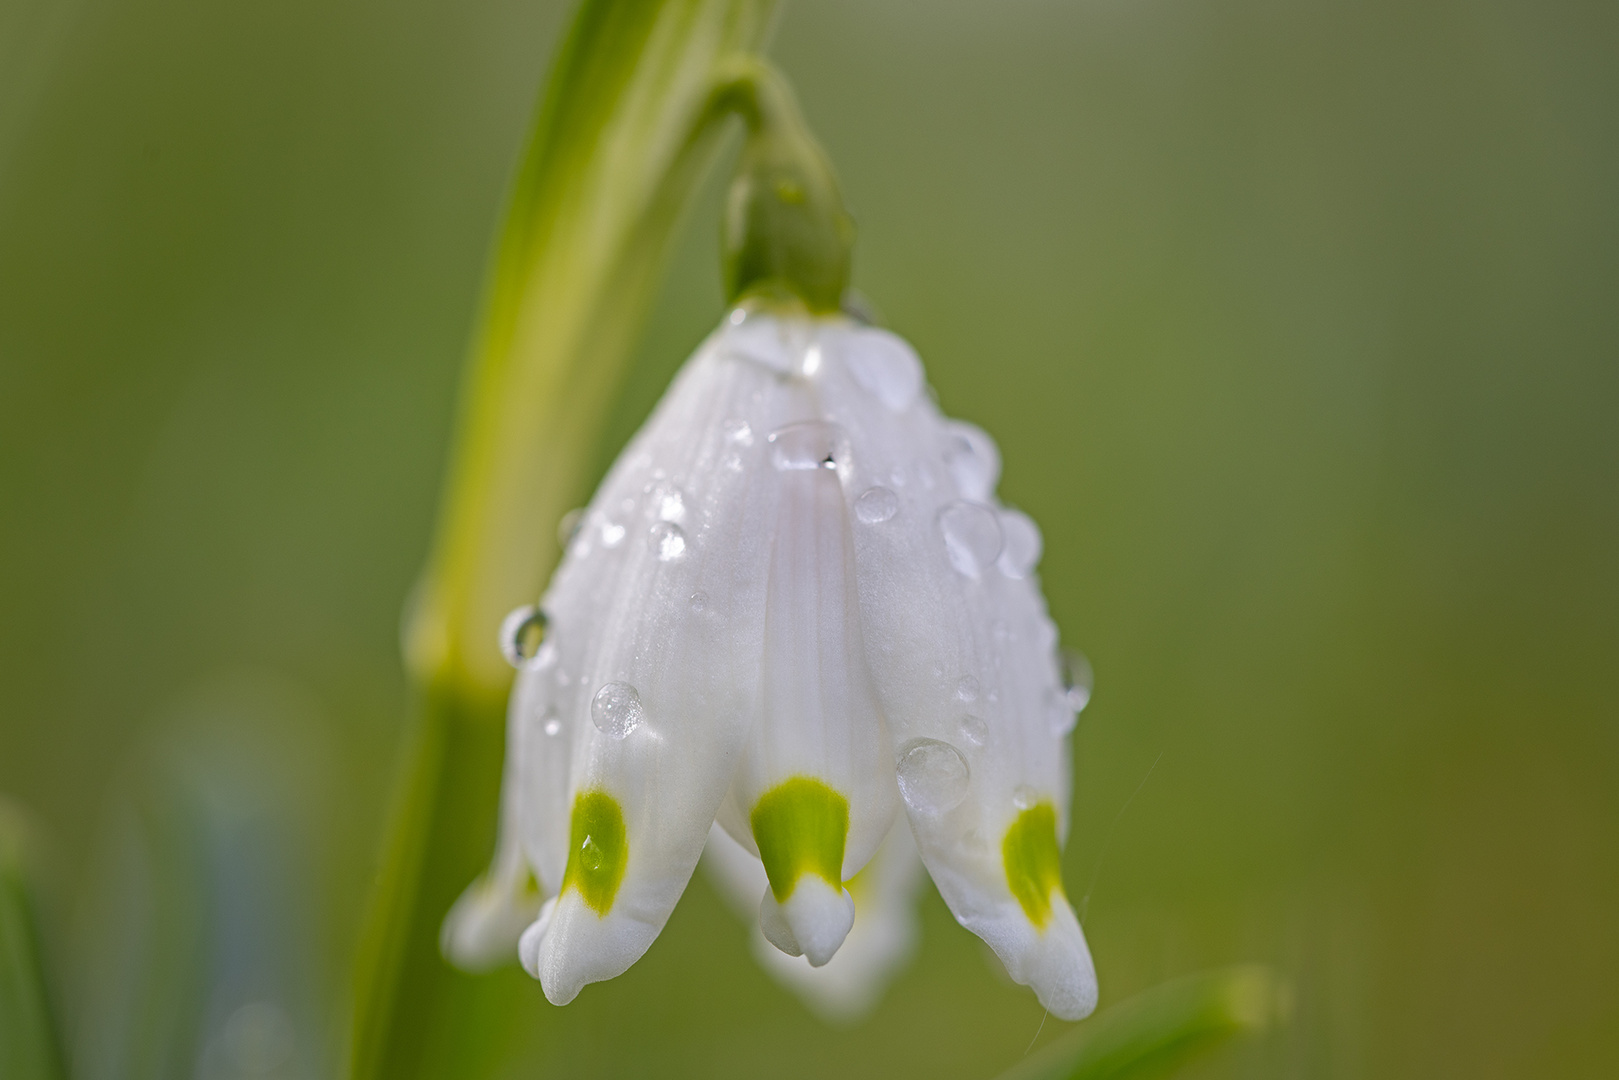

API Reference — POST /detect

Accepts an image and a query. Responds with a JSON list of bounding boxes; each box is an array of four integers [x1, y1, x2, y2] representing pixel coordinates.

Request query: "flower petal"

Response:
[[703, 821, 924, 1021], [520, 334, 791, 1003], [441, 674, 551, 970], [710, 371, 899, 964], [818, 320, 1098, 1020]]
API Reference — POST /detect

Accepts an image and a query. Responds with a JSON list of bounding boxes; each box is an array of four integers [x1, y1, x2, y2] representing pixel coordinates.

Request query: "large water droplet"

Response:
[[855, 486, 899, 524], [649, 521, 687, 561], [896, 738, 970, 815], [938, 501, 1003, 578], [591, 681, 644, 738], [943, 422, 1001, 500], [1013, 784, 1039, 811], [955, 675, 980, 702], [769, 421, 846, 471], [1061, 648, 1094, 712], [997, 508, 1043, 579], [841, 328, 922, 411], [958, 714, 988, 748], [579, 835, 605, 871], [499, 605, 549, 670]]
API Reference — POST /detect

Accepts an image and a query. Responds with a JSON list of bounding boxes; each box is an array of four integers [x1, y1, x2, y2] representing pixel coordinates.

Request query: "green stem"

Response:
[[0, 801, 65, 1080], [348, 2, 777, 1077]]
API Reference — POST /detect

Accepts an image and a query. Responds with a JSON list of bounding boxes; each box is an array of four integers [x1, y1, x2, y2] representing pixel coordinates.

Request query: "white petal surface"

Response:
[[525, 332, 786, 1004], [815, 319, 1098, 1020]]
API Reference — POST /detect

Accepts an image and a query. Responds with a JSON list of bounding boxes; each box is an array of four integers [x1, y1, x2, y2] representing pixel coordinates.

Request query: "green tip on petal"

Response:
[[750, 777, 849, 901], [562, 791, 628, 916], [1003, 802, 1065, 929]]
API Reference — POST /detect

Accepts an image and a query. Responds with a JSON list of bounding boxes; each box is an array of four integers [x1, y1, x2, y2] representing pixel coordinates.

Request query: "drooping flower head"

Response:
[[443, 57, 1097, 1022], [446, 303, 1097, 1019]]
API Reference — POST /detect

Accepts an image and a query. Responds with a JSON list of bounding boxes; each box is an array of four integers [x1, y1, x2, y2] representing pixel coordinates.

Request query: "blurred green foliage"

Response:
[[1, 0, 1615, 1077]]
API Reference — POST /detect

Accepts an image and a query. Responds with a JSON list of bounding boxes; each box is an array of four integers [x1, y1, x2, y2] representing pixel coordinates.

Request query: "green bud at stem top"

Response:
[[714, 58, 854, 313]]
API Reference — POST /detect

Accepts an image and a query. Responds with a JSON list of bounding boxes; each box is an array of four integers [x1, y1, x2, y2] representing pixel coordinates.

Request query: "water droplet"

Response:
[[1013, 784, 1039, 811], [801, 343, 823, 377], [769, 421, 846, 471], [943, 422, 1001, 500], [689, 590, 709, 611], [591, 681, 644, 738], [841, 328, 923, 411], [723, 452, 744, 472], [542, 715, 562, 737], [896, 738, 970, 815], [580, 835, 604, 871], [557, 508, 584, 548], [499, 605, 549, 669], [958, 714, 988, 747], [955, 675, 980, 702], [723, 418, 755, 446], [600, 521, 626, 548], [649, 521, 687, 561], [651, 482, 686, 522], [727, 307, 748, 326], [1060, 649, 1094, 715], [855, 486, 899, 524], [938, 501, 1003, 578], [997, 508, 1043, 578]]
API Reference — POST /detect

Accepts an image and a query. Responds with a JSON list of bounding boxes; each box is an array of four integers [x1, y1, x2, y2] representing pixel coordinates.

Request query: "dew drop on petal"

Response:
[[591, 682, 644, 739], [769, 421, 846, 471], [896, 738, 970, 815], [855, 486, 899, 524], [938, 501, 1003, 578], [955, 675, 980, 702], [943, 422, 1001, 500], [542, 714, 563, 738], [723, 418, 754, 446], [651, 483, 686, 522], [499, 605, 549, 670], [1061, 648, 1094, 712], [997, 508, 1043, 579], [649, 521, 687, 561], [958, 714, 988, 748], [579, 836, 605, 871], [842, 329, 923, 411], [689, 590, 709, 611], [1013, 784, 1039, 811], [600, 521, 626, 548]]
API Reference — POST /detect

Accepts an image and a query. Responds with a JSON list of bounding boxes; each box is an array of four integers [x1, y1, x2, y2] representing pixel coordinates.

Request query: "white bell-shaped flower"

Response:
[[444, 305, 1097, 1020]]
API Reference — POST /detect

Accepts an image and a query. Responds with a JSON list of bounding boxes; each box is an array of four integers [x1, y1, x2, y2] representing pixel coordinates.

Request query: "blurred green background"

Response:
[[2, 0, 1616, 1076]]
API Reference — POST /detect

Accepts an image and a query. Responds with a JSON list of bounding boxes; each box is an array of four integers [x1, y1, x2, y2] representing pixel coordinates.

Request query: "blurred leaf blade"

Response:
[[0, 800, 66, 1080], [995, 967, 1285, 1080]]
